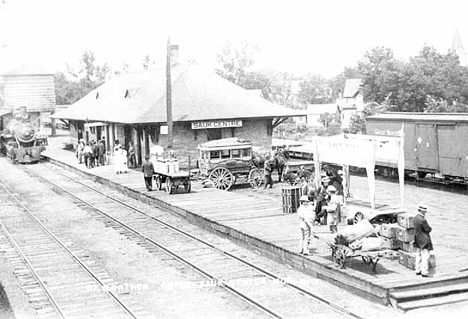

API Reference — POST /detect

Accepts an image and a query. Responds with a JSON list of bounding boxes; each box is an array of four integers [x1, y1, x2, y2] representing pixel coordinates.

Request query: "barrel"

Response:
[[281, 186, 302, 214]]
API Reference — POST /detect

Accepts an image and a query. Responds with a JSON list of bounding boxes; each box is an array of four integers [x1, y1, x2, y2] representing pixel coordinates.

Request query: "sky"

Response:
[[1, 0, 468, 78]]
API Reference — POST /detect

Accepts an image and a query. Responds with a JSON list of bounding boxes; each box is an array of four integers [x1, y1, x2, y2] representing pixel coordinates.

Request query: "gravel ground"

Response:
[[2, 149, 468, 318]]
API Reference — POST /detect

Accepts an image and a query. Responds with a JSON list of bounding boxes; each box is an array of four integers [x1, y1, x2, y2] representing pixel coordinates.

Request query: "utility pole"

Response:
[[166, 36, 173, 148]]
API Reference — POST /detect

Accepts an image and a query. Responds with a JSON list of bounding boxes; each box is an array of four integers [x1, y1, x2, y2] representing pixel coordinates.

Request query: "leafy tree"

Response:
[[216, 39, 257, 85], [261, 72, 302, 109], [358, 47, 401, 105], [297, 74, 333, 104], [55, 51, 111, 105], [142, 55, 151, 70]]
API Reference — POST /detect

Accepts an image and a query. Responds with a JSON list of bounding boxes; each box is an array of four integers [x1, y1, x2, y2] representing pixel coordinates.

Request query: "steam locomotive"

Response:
[[0, 110, 46, 164]]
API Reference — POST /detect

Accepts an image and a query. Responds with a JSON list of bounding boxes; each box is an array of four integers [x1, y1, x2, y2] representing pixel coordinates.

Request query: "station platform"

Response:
[[40, 134, 468, 310]]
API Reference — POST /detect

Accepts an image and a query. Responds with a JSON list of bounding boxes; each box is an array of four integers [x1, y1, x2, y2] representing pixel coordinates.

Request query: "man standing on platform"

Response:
[[264, 156, 273, 189], [297, 195, 315, 255], [414, 204, 433, 277], [141, 156, 154, 191]]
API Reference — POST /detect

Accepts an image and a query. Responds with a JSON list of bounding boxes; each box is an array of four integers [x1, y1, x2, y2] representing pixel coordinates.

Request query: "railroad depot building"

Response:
[[53, 63, 304, 167]]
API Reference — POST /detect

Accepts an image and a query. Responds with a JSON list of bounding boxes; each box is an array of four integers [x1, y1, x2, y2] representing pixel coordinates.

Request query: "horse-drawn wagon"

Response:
[[197, 138, 265, 190]]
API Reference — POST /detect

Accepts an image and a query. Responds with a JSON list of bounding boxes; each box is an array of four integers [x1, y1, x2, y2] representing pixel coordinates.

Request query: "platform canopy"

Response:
[[311, 131, 405, 210]]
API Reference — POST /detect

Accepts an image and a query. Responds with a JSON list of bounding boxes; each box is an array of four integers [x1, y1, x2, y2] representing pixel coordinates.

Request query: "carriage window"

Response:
[[232, 149, 240, 158], [210, 151, 220, 159], [221, 150, 230, 158], [242, 149, 251, 157]]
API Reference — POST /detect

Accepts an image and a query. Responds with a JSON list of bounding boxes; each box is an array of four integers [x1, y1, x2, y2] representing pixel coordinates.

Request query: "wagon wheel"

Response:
[[354, 212, 364, 224], [248, 168, 264, 188], [209, 167, 235, 191], [155, 176, 163, 190], [335, 249, 347, 268], [184, 180, 191, 193], [165, 177, 173, 194], [362, 256, 371, 265]]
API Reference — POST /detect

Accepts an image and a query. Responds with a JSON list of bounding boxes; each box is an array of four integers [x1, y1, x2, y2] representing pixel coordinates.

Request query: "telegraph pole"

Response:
[[166, 36, 173, 148]]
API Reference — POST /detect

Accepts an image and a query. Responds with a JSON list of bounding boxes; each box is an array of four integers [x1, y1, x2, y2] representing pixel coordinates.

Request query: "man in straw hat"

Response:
[[297, 195, 315, 255], [414, 204, 433, 277], [324, 185, 341, 233]]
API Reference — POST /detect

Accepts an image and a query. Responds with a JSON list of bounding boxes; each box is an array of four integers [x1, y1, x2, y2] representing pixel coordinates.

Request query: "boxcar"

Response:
[[366, 112, 468, 181]]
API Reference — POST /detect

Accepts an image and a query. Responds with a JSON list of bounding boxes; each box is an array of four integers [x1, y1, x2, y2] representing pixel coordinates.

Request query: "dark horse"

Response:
[[252, 147, 289, 182]]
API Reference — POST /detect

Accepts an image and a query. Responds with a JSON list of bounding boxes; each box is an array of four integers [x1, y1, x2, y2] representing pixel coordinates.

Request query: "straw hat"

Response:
[[337, 170, 344, 176], [321, 176, 330, 183], [327, 185, 337, 193], [418, 204, 428, 213], [300, 195, 309, 202]]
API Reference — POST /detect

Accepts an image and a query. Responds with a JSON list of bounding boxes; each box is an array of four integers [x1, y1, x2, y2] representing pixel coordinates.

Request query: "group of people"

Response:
[[112, 140, 137, 174], [76, 139, 106, 168], [297, 174, 343, 255]]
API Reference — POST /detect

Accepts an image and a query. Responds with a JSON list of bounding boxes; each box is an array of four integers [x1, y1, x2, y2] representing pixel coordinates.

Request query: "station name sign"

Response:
[[191, 120, 243, 130]]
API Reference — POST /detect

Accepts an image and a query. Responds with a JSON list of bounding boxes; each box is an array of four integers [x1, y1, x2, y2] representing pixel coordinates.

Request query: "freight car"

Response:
[[366, 112, 468, 183], [0, 109, 46, 164]]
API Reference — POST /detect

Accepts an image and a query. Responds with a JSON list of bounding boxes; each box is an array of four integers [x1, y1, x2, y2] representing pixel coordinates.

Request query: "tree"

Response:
[[261, 72, 301, 109], [297, 74, 333, 105], [142, 54, 152, 70], [55, 50, 111, 105], [358, 47, 401, 105], [216, 39, 257, 85]]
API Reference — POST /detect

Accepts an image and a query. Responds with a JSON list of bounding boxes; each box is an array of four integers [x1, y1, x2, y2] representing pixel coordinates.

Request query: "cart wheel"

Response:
[[362, 256, 371, 265], [184, 180, 191, 193], [165, 177, 173, 194], [336, 250, 346, 268], [155, 176, 163, 190], [248, 168, 264, 188], [209, 167, 235, 191], [354, 212, 364, 224]]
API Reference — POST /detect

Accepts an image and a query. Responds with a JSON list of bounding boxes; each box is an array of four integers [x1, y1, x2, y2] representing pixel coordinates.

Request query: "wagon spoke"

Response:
[[209, 167, 235, 191]]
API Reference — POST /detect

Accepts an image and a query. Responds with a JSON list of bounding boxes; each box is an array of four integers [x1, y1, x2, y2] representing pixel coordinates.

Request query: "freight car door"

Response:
[[437, 124, 467, 178], [415, 124, 439, 171]]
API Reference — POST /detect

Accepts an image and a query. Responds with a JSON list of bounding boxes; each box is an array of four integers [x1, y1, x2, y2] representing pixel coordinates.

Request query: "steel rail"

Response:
[[0, 180, 138, 319], [0, 219, 66, 319], [35, 163, 364, 319]]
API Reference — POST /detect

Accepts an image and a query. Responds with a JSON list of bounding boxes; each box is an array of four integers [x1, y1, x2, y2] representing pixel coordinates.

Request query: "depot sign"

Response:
[[191, 120, 242, 130]]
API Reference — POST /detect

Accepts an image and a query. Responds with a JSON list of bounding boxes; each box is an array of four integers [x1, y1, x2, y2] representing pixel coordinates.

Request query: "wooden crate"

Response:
[[397, 226, 415, 242], [398, 251, 436, 270], [397, 213, 416, 229], [380, 223, 399, 238], [401, 241, 417, 253], [382, 237, 401, 249]]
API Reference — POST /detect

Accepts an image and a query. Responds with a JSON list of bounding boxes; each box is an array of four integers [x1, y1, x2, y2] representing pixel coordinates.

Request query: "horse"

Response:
[[252, 147, 289, 183]]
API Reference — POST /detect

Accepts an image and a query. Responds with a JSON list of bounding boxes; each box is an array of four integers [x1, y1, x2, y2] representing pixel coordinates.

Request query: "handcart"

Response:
[[153, 170, 191, 195], [327, 242, 392, 273]]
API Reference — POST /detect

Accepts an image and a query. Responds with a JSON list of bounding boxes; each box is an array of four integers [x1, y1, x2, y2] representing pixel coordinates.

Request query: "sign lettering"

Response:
[[191, 120, 243, 130]]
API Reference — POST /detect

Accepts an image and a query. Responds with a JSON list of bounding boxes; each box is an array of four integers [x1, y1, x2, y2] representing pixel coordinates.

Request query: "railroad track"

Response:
[[0, 181, 145, 319], [17, 162, 366, 319]]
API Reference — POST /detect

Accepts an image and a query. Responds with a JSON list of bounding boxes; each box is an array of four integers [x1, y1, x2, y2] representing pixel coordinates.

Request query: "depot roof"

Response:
[[53, 64, 306, 124]]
